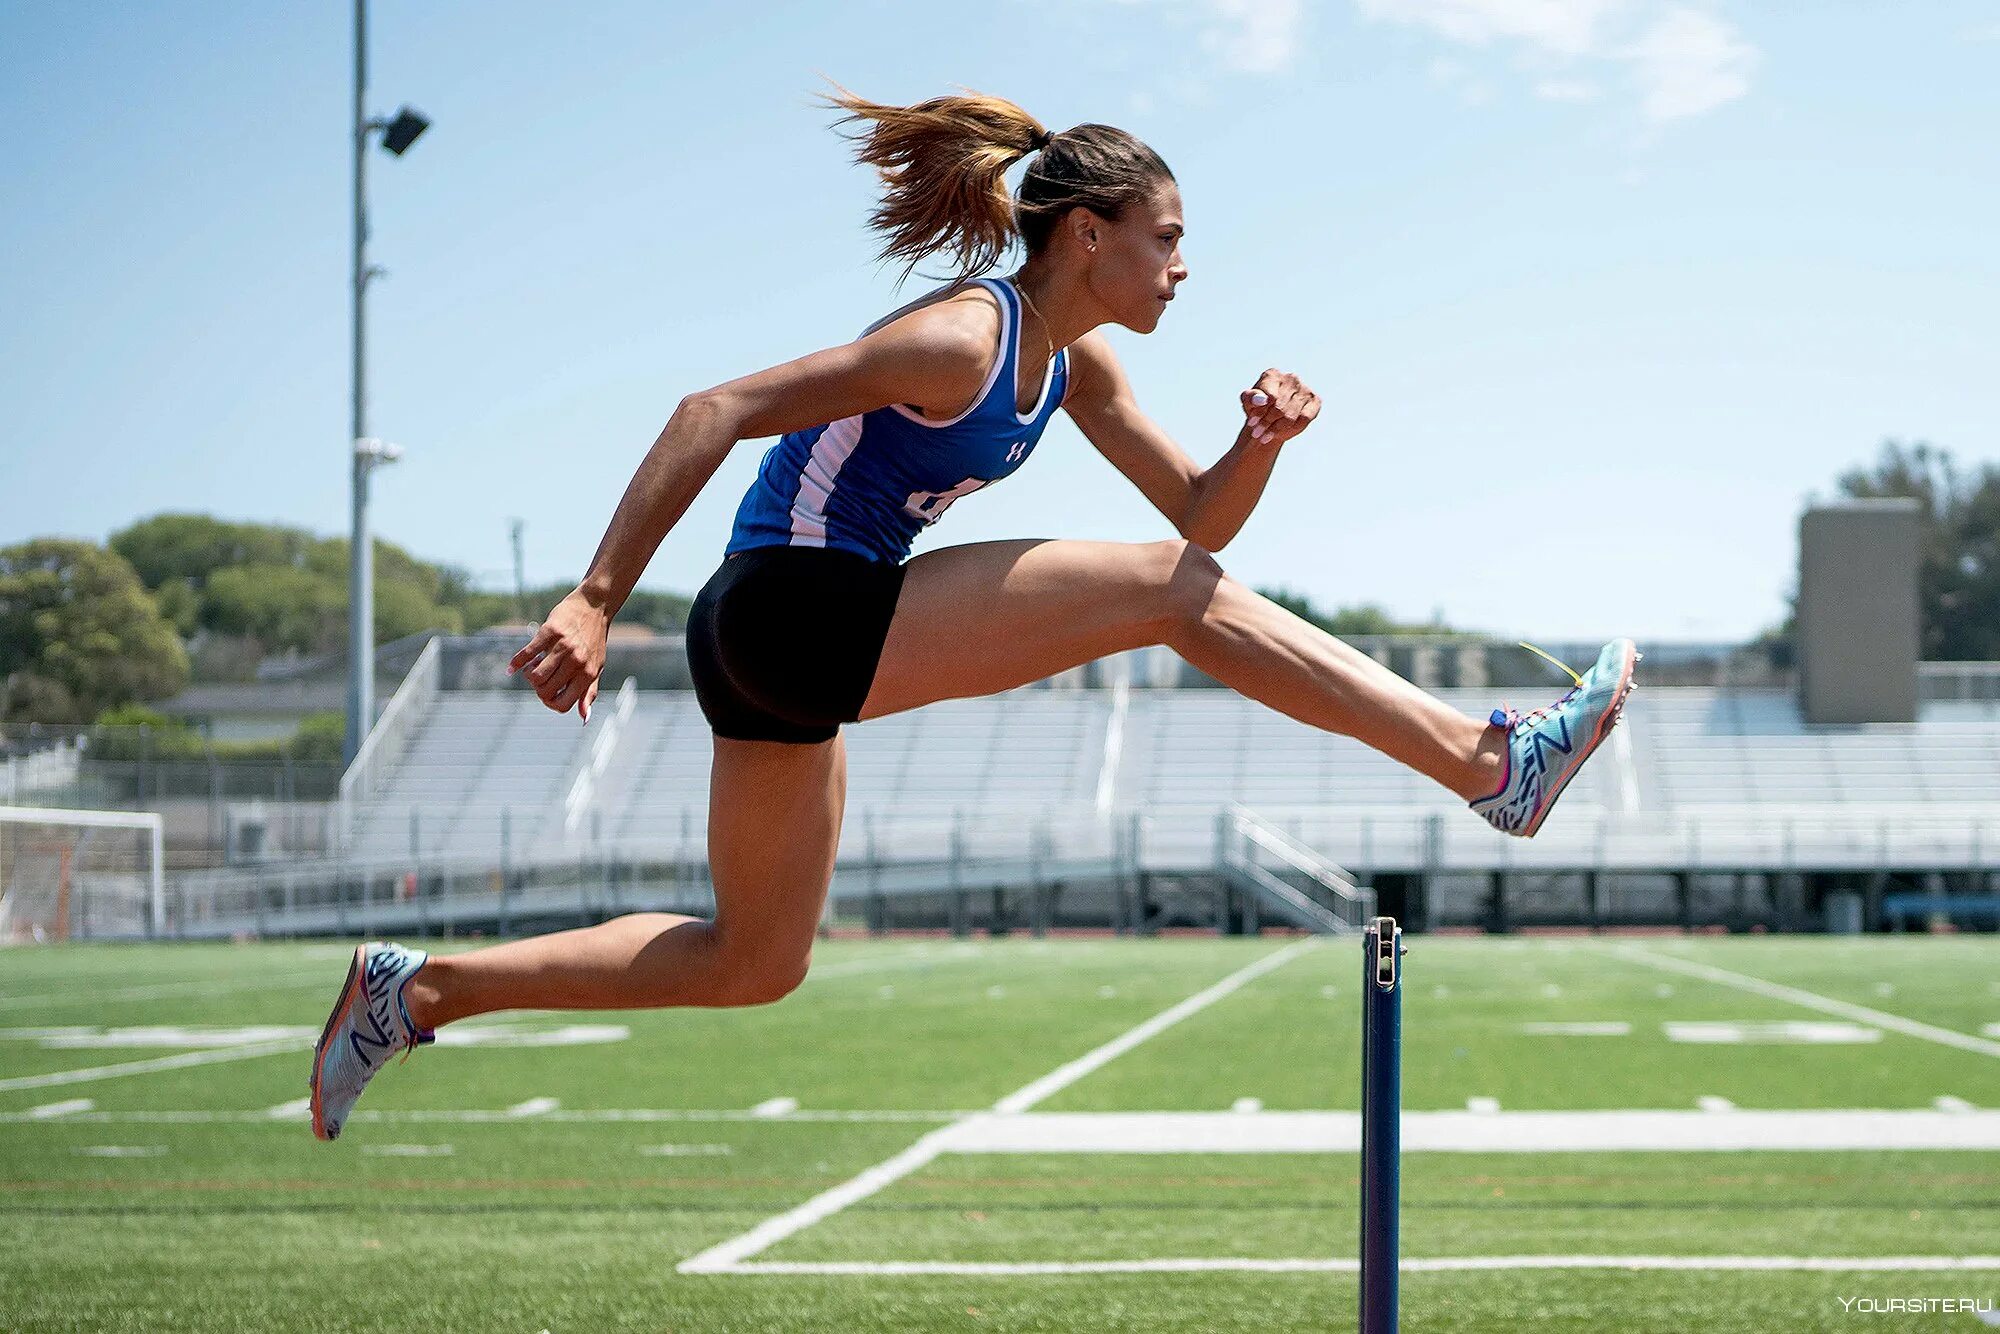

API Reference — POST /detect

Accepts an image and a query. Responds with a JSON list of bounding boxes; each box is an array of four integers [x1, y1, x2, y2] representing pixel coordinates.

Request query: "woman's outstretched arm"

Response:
[[510, 298, 996, 720], [576, 396, 739, 620], [508, 396, 741, 722]]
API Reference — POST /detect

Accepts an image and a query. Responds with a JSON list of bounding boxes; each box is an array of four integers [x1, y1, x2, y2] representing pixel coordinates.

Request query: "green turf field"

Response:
[[1, 934, 1996, 1331]]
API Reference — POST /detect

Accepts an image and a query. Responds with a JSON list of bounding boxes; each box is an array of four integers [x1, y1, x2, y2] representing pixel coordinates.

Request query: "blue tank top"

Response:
[[726, 275, 1070, 565]]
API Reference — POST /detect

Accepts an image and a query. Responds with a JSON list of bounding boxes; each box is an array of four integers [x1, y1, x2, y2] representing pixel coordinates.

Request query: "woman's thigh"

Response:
[[706, 732, 847, 966], [858, 537, 1220, 720]]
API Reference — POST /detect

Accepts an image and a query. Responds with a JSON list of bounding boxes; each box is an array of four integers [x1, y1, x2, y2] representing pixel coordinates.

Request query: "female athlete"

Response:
[[310, 85, 1638, 1140]]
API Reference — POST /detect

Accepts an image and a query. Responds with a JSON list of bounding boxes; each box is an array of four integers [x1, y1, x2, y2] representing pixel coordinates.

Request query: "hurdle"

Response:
[[1360, 916, 1404, 1333]]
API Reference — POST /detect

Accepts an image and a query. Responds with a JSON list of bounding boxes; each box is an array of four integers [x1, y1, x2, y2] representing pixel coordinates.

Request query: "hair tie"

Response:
[[1030, 127, 1053, 151]]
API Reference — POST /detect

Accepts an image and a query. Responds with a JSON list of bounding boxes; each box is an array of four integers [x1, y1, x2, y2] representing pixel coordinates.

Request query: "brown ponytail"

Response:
[[815, 78, 1174, 285]]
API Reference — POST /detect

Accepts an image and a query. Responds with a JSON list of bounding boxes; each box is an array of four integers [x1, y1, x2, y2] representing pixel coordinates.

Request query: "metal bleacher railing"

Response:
[[97, 638, 2000, 938], [337, 634, 440, 833]]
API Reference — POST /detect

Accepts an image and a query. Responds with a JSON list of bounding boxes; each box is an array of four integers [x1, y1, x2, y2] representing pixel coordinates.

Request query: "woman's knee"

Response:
[[1138, 538, 1225, 639], [708, 936, 812, 1007]]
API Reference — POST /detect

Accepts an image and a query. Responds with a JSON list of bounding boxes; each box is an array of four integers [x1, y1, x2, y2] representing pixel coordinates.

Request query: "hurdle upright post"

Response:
[[1360, 915, 1403, 1333]]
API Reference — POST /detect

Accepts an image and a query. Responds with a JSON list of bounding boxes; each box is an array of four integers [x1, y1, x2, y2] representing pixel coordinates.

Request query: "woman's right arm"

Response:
[[510, 301, 991, 720]]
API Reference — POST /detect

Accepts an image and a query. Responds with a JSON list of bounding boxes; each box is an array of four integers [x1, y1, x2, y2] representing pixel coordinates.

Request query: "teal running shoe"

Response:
[[1471, 639, 1640, 838], [309, 942, 434, 1141]]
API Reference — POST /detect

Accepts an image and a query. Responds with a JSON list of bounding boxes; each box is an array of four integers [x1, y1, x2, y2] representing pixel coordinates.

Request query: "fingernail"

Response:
[[1250, 392, 1269, 405]]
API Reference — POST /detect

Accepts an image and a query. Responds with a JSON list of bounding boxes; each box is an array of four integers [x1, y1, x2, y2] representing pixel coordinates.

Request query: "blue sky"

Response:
[[2, 1, 1994, 641]]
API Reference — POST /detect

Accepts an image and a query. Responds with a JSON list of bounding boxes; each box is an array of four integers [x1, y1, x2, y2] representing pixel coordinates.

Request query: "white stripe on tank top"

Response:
[[787, 413, 864, 546]]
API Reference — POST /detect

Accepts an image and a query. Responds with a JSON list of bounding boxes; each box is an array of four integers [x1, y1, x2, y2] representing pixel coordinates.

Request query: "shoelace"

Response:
[[396, 1028, 437, 1066], [1490, 641, 1587, 732]]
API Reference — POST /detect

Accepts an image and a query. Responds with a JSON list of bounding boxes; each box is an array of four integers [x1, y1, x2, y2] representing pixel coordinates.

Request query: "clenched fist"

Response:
[[1239, 369, 1321, 447], [508, 588, 610, 722]]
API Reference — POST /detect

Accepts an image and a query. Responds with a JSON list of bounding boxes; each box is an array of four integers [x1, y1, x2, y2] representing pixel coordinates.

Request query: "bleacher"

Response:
[[344, 689, 1114, 864], [1634, 687, 2000, 807], [338, 678, 2000, 868]]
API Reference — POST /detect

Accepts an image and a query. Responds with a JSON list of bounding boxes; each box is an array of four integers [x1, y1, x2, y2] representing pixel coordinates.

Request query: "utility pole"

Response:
[[510, 518, 528, 623], [344, 0, 428, 768]]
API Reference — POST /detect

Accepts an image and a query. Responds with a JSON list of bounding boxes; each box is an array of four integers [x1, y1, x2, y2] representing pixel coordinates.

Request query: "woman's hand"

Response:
[[508, 588, 610, 722], [1239, 369, 1321, 447]]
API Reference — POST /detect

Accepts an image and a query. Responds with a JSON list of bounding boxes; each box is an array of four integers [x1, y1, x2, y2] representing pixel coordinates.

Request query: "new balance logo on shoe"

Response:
[[351, 948, 403, 1064]]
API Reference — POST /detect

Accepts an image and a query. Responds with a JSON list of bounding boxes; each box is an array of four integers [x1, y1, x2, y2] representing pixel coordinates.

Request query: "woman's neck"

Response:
[[1009, 261, 1098, 354]]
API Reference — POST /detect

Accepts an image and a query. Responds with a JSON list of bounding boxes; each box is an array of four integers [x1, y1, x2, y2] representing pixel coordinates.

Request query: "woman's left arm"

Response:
[[1063, 331, 1321, 553]]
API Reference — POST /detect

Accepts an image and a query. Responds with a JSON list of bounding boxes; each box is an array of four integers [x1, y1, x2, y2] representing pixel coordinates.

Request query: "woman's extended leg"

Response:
[[859, 537, 1507, 802], [403, 734, 845, 1029]]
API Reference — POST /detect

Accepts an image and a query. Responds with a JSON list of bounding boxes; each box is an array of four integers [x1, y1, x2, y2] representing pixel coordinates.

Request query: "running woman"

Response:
[[310, 85, 1638, 1140]]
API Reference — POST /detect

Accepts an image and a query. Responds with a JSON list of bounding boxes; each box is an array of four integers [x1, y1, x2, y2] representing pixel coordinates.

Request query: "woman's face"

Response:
[[1084, 181, 1188, 334]]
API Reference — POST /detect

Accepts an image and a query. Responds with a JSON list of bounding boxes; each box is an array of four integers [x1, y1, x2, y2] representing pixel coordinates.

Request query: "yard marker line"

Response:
[[0, 976, 326, 1012], [1697, 1096, 1735, 1113], [678, 938, 1318, 1275], [0, 1106, 975, 1125], [711, 1255, 2000, 1277], [679, 1133, 961, 1273], [1935, 1096, 1975, 1113], [1466, 1097, 1499, 1115], [750, 1097, 799, 1118], [0, 1039, 306, 1093], [1610, 945, 2000, 1060], [266, 1097, 312, 1119], [1231, 1098, 1262, 1113], [941, 1109, 2000, 1153], [508, 1097, 560, 1118], [991, 940, 1317, 1115], [804, 953, 986, 982], [28, 1098, 94, 1118]]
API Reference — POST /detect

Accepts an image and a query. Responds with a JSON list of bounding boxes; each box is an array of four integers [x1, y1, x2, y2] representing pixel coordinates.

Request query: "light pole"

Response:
[[346, 0, 430, 767]]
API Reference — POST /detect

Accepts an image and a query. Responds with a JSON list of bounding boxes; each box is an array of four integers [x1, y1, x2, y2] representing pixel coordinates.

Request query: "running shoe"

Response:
[[1470, 638, 1640, 838], [308, 941, 434, 1141]]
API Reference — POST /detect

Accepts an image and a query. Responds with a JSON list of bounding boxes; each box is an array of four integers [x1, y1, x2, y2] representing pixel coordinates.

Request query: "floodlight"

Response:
[[380, 106, 430, 156]]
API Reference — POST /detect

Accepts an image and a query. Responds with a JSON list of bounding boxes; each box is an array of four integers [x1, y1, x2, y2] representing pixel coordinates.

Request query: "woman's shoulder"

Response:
[[859, 276, 1006, 346], [855, 278, 1010, 425]]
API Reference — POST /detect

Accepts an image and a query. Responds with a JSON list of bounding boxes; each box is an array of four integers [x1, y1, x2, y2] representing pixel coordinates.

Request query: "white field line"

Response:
[[0, 975, 327, 1012], [991, 941, 1318, 1115], [0, 1039, 307, 1093], [0, 950, 950, 1013], [507, 1097, 560, 1118], [933, 1110, 2000, 1154], [1611, 945, 2000, 1060], [750, 1097, 800, 1119], [719, 1255, 2000, 1277], [803, 952, 985, 982], [10, 1106, 2000, 1150], [0, 1107, 977, 1125], [28, 1098, 95, 1119], [678, 939, 1318, 1275]]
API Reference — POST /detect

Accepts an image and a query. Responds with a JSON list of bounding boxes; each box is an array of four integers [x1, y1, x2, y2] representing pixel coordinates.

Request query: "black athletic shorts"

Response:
[[685, 545, 909, 744]]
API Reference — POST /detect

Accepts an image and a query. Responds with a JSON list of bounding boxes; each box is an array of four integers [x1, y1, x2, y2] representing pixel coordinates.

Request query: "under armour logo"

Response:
[[1005, 441, 1028, 463]]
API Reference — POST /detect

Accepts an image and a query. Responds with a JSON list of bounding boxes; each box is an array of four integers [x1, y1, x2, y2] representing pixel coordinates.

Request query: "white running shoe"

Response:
[[308, 941, 434, 1141]]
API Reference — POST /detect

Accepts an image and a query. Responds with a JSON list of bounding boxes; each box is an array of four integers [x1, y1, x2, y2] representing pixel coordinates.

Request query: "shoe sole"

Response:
[[1519, 642, 1641, 839], [308, 944, 367, 1142]]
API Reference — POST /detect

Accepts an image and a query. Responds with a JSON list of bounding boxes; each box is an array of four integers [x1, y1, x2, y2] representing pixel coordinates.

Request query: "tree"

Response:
[[1835, 440, 2000, 660], [109, 513, 310, 587], [1256, 586, 1455, 637], [0, 540, 189, 725]]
